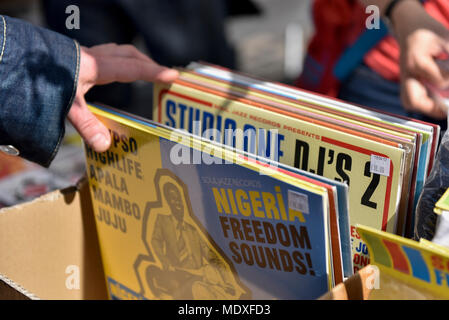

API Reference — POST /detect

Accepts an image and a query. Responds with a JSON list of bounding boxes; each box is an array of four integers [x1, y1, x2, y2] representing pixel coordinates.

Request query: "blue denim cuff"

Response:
[[0, 15, 80, 167]]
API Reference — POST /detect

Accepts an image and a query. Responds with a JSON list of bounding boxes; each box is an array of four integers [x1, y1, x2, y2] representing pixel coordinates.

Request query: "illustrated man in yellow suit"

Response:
[[146, 181, 241, 299]]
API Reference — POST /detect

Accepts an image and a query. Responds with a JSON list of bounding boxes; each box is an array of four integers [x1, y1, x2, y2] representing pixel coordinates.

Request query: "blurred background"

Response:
[[0, 0, 313, 207], [0, 0, 313, 117]]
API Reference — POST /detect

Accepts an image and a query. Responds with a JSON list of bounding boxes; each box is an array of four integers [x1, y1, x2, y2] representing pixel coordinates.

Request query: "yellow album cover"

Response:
[[357, 225, 449, 299], [434, 188, 449, 215], [85, 104, 336, 300]]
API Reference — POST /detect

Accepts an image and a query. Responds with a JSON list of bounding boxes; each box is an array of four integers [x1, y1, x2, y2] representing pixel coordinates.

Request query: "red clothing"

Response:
[[297, 0, 368, 96], [364, 0, 449, 82], [298, 0, 449, 96]]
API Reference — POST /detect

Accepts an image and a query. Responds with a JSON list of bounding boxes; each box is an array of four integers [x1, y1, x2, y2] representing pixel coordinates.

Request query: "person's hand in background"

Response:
[[390, 0, 449, 119], [68, 43, 179, 152]]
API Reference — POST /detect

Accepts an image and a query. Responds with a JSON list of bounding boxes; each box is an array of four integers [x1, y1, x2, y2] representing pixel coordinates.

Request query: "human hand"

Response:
[[68, 43, 179, 152], [391, 1, 449, 119]]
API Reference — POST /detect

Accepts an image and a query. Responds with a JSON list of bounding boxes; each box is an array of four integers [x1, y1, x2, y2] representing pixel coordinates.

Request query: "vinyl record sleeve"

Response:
[[188, 62, 438, 230], [154, 81, 406, 274], [178, 70, 418, 239], [145, 117, 351, 280], [85, 104, 334, 300], [358, 225, 449, 299]]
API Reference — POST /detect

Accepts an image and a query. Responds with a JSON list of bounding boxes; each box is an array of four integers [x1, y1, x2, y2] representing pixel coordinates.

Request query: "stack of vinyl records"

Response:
[[83, 62, 439, 300]]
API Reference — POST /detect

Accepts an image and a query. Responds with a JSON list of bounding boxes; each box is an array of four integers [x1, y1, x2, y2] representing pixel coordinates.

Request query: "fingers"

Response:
[[93, 55, 179, 85], [87, 43, 153, 63], [69, 43, 180, 152], [408, 53, 449, 87], [404, 30, 449, 88], [82, 44, 179, 86], [400, 29, 449, 119], [67, 95, 111, 152], [406, 51, 448, 89], [401, 77, 448, 119], [71, 44, 179, 152]]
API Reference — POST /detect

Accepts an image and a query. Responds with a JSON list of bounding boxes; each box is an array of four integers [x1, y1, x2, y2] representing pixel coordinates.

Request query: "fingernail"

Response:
[[89, 133, 110, 152], [161, 69, 179, 81]]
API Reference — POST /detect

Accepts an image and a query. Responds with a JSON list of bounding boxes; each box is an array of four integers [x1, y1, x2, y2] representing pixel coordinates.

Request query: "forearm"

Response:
[[389, 1, 448, 39], [359, 0, 392, 13], [0, 15, 79, 167], [360, 1, 447, 39], [360, 0, 426, 21]]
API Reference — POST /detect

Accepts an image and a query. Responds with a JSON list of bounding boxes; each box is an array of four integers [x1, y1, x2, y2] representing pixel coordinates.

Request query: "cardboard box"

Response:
[[0, 179, 108, 300], [319, 266, 374, 300], [320, 265, 443, 300], [0, 180, 440, 300]]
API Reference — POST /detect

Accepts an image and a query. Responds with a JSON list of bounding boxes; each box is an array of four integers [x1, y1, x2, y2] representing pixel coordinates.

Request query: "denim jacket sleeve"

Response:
[[0, 15, 80, 167]]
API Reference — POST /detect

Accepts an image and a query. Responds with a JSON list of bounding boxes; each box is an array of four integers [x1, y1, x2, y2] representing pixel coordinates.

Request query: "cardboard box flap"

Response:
[[0, 179, 108, 299], [320, 266, 374, 300]]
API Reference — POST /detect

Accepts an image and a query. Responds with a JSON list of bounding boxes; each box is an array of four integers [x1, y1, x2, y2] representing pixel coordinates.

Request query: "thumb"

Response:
[[68, 96, 111, 152]]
